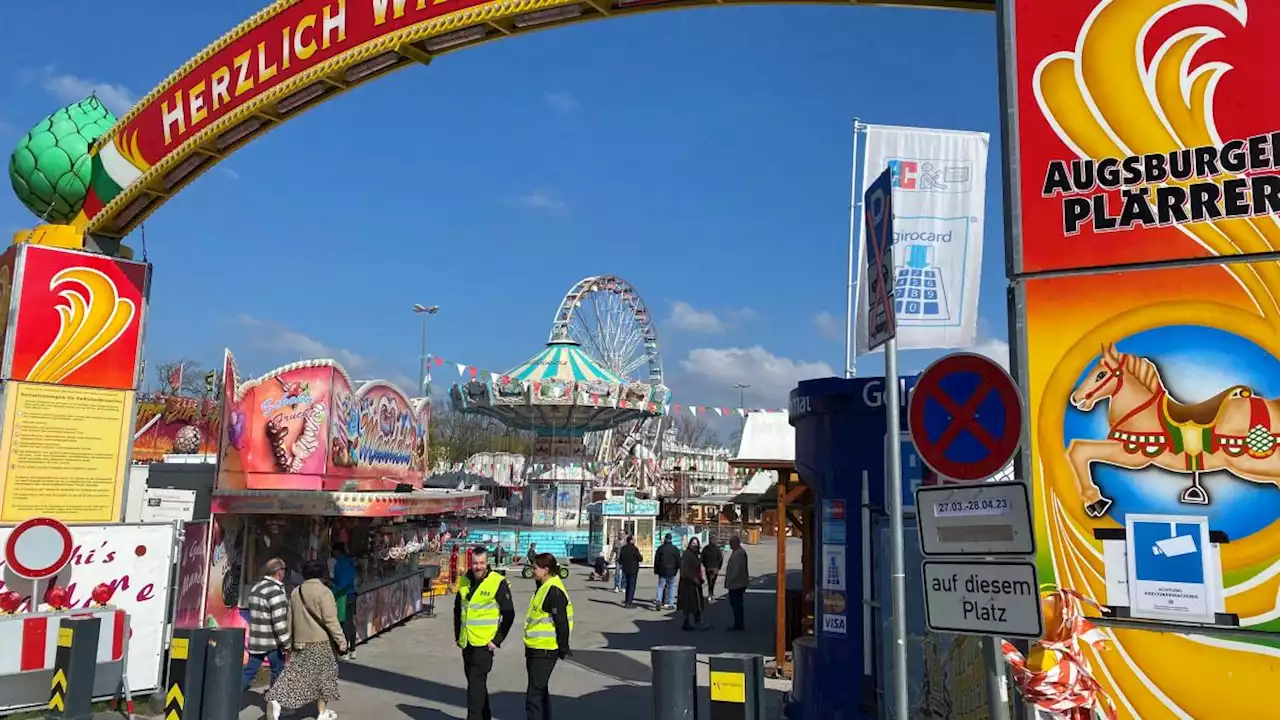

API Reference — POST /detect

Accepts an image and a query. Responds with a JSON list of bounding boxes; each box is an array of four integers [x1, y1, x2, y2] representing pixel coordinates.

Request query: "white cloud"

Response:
[[25, 67, 136, 114], [235, 315, 370, 371], [515, 189, 569, 216], [813, 311, 843, 340], [667, 302, 726, 333], [970, 337, 1010, 370], [220, 167, 241, 181], [680, 346, 836, 403], [666, 302, 755, 333], [544, 92, 578, 114]]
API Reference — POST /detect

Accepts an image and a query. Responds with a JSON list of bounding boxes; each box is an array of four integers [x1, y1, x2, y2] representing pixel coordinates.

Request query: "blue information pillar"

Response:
[[787, 375, 917, 720]]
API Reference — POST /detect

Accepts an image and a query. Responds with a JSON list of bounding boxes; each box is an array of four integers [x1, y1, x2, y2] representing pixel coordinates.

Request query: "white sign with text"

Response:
[[0, 522, 177, 693], [922, 560, 1044, 638]]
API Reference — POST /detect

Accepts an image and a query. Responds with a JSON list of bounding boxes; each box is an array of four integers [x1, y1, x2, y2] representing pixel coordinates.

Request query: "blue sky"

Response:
[[0, 1, 1008, 432]]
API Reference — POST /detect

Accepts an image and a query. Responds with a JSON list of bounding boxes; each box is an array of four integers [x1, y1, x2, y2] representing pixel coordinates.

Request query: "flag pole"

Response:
[[845, 119, 864, 378]]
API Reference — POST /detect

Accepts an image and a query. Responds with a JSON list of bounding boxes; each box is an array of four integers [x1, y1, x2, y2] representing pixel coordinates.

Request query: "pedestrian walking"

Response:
[[264, 561, 347, 720], [653, 533, 680, 610], [330, 543, 358, 660], [610, 532, 626, 594], [678, 538, 707, 631], [701, 537, 724, 600], [243, 558, 290, 693], [617, 535, 643, 607], [723, 535, 749, 631], [526, 542, 538, 566], [454, 546, 516, 720], [524, 553, 574, 720]]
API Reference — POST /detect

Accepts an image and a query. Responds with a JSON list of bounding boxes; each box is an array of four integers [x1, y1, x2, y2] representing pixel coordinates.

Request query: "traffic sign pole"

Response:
[[884, 337, 908, 720]]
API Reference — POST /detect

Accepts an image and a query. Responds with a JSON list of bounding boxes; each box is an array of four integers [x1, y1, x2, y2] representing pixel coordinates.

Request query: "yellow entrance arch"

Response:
[[73, 0, 991, 238]]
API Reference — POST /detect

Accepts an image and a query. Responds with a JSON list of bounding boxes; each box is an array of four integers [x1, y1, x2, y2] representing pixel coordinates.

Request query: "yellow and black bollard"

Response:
[[709, 654, 765, 720], [201, 628, 247, 720], [164, 628, 209, 720], [48, 616, 101, 720]]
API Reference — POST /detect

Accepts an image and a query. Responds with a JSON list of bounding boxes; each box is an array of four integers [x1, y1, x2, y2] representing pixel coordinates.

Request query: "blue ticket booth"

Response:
[[786, 375, 922, 720]]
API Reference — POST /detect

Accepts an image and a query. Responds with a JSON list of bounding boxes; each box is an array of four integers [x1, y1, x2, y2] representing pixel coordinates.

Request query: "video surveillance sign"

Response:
[[1125, 514, 1215, 624]]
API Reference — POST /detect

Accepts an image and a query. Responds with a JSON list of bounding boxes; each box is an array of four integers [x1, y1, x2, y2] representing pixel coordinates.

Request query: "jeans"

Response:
[[655, 575, 676, 607], [705, 568, 720, 597], [242, 648, 285, 692], [462, 645, 495, 720], [341, 594, 357, 651], [525, 654, 558, 720], [728, 588, 746, 629], [623, 573, 638, 606], [613, 563, 625, 591]]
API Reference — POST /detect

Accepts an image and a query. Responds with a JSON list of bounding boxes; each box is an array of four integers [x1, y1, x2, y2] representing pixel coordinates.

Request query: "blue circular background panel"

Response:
[[921, 369, 1009, 465], [1062, 325, 1280, 539]]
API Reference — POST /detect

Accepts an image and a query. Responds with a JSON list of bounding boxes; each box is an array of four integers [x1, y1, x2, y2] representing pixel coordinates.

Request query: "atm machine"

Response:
[[789, 375, 920, 720]]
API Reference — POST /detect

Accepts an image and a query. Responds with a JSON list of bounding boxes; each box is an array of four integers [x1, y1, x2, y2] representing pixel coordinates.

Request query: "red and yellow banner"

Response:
[[1014, 0, 1279, 274], [3, 245, 148, 391], [1014, 1, 1280, 718]]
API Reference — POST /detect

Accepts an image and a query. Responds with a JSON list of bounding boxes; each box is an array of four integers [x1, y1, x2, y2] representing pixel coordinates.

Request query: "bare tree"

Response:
[[429, 404, 533, 465], [672, 416, 719, 447], [152, 359, 217, 397]]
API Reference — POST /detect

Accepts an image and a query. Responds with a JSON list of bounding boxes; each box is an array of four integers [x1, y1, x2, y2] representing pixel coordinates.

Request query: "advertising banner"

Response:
[[1011, 2, 1280, 717], [174, 520, 211, 630], [133, 395, 220, 462], [0, 383, 135, 522], [0, 522, 177, 694], [219, 350, 428, 491], [4, 245, 148, 390], [857, 125, 988, 353]]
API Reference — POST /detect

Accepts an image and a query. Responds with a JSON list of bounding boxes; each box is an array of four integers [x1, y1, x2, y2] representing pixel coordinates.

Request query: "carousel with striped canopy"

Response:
[[450, 275, 670, 526]]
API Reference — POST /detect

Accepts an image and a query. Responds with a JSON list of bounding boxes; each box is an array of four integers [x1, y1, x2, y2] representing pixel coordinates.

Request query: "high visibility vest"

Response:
[[524, 576, 574, 650], [457, 571, 506, 648]]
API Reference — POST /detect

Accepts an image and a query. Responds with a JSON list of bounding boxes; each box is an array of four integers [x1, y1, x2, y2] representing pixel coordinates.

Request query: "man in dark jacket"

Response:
[[454, 547, 516, 720], [653, 534, 681, 610], [701, 539, 724, 600], [617, 535, 643, 607]]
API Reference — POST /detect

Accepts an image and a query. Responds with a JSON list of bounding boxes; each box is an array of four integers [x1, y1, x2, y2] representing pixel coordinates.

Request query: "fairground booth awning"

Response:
[[211, 489, 486, 517], [729, 411, 795, 470]]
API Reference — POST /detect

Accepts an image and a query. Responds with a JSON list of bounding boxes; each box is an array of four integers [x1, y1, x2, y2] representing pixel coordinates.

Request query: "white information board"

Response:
[[922, 560, 1044, 639], [915, 481, 1035, 556]]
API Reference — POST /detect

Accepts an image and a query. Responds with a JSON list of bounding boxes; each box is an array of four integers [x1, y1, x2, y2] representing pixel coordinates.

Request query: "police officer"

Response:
[[455, 545, 515, 720], [524, 553, 573, 720]]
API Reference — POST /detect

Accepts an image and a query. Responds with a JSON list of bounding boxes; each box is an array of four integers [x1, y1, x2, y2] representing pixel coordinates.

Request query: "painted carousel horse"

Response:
[[1066, 343, 1280, 518]]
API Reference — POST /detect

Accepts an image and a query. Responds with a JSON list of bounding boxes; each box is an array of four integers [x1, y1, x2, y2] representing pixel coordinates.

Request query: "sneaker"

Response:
[[612, 588, 620, 593], [319, 710, 338, 720], [347, 649, 357, 660], [267, 700, 282, 720]]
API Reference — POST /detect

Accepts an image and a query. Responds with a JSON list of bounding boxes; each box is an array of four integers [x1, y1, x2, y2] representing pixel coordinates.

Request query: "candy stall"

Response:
[[204, 351, 484, 645]]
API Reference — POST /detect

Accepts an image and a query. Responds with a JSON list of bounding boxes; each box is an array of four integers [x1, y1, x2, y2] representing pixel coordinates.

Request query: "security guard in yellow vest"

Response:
[[524, 553, 574, 720], [454, 546, 515, 720]]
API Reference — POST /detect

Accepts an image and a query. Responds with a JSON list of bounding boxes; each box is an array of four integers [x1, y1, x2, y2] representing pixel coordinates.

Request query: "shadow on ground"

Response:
[[586, 568, 802, 659]]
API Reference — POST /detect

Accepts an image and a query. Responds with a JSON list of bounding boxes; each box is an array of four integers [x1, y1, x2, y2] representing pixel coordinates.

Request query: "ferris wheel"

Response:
[[550, 275, 666, 488]]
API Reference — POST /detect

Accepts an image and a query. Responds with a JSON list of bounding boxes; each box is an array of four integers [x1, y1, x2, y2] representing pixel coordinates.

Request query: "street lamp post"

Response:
[[413, 303, 440, 396], [733, 382, 751, 429]]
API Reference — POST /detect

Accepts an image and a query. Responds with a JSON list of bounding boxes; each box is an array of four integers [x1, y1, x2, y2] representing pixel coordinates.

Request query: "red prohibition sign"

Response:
[[4, 516, 74, 580], [908, 352, 1024, 482]]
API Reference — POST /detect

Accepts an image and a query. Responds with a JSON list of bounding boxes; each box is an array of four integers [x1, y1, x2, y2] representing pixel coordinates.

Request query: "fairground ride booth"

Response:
[[206, 352, 485, 646], [586, 490, 661, 565], [726, 410, 813, 679]]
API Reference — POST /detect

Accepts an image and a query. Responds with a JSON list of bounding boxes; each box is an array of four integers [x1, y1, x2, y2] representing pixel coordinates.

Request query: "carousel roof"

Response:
[[506, 340, 626, 385]]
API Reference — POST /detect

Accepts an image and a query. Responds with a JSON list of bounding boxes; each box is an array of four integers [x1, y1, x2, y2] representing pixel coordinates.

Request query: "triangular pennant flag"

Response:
[[468, 367, 478, 378], [457, 363, 467, 377], [673, 404, 680, 413], [713, 407, 723, 417], [434, 356, 445, 366], [736, 408, 745, 417], [689, 405, 699, 416], [721, 408, 731, 416], [490, 372, 501, 383]]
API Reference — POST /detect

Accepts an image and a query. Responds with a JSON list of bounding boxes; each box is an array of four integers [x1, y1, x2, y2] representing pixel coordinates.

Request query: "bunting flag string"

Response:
[[427, 353, 788, 418]]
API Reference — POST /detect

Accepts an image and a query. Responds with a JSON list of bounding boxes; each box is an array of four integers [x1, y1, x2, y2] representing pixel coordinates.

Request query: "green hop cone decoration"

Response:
[[8, 96, 117, 224]]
